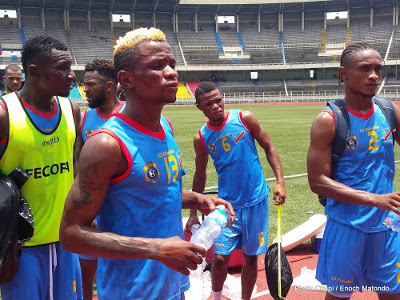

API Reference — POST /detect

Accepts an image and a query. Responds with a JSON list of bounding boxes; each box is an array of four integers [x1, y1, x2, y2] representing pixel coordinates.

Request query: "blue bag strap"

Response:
[[327, 99, 350, 180]]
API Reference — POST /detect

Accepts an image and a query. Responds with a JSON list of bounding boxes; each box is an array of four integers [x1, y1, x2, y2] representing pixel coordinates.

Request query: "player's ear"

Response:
[[117, 70, 133, 89], [338, 66, 347, 81], [28, 64, 40, 79], [105, 80, 114, 92]]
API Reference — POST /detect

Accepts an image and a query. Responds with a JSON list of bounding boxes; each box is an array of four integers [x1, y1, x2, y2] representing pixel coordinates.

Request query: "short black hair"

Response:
[[4, 64, 22, 74], [85, 59, 117, 83], [21, 36, 68, 74], [340, 42, 379, 68], [195, 82, 218, 104]]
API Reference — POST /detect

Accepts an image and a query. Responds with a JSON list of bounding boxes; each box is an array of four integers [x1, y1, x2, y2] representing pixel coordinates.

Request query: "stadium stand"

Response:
[[177, 82, 192, 99], [0, 0, 398, 103], [69, 84, 84, 101]]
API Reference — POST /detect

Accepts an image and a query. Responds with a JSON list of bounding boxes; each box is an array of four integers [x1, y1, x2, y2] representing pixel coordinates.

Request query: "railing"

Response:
[[170, 88, 400, 105], [73, 88, 400, 107]]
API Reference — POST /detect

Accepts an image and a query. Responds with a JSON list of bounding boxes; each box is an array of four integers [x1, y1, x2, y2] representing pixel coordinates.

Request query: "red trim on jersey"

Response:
[[114, 113, 166, 140], [0, 135, 6, 145], [89, 129, 133, 185], [206, 110, 230, 131], [0, 101, 5, 112], [80, 110, 88, 135], [20, 96, 58, 119], [347, 105, 374, 120], [239, 110, 251, 132], [322, 109, 335, 120], [198, 130, 207, 153], [162, 114, 175, 137], [96, 101, 125, 119]]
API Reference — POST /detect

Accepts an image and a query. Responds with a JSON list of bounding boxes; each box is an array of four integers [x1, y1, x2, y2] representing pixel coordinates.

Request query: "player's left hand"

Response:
[[273, 182, 286, 205], [197, 195, 235, 227]]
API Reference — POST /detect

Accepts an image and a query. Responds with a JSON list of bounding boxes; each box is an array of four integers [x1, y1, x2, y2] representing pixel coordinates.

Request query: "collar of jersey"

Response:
[[206, 110, 230, 131], [114, 113, 166, 140]]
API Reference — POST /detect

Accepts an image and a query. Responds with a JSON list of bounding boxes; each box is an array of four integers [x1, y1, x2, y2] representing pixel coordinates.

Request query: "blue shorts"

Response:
[[0, 242, 83, 300], [213, 198, 269, 256], [316, 217, 400, 295]]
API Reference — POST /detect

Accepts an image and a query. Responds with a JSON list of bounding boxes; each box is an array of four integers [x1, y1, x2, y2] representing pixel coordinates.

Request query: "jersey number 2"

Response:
[[368, 131, 379, 151]]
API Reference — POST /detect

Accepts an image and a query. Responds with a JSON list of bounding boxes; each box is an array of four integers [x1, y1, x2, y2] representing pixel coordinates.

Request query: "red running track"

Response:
[[92, 243, 378, 300]]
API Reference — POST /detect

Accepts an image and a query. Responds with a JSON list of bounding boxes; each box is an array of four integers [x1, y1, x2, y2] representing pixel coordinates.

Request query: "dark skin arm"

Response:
[[307, 109, 400, 214], [71, 101, 83, 176], [185, 133, 211, 234], [60, 132, 233, 275], [0, 101, 7, 143], [241, 110, 286, 204]]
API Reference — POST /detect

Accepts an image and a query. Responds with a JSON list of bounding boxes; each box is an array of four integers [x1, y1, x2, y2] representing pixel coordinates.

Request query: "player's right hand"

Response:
[[376, 192, 400, 214], [157, 236, 205, 276], [185, 215, 201, 235]]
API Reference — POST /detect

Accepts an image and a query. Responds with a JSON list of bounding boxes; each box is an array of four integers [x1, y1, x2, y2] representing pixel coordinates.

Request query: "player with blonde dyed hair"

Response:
[[113, 27, 166, 75], [113, 27, 165, 55], [60, 27, 235, 300]]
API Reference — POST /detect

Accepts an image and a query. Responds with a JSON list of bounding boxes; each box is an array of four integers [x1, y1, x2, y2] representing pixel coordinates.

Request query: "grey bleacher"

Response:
[[178, 23, 217, 47], [113, 26, 130, 41], [178, 24, 222, 65], [184, 48, 228, 65], [326, 24, 347, 43], [246, 47, 283, 64], [23, 17, 70, 49], [240, 23, 280, 46], [282, 20, 323, 44], [69, 20, 113, 64], [217, 27, 241, 47], [46, 18, 70, 46], [218, 80, 258, 94], [350, 16, 393, 42], [284, 45, 334, 64], [23, 18, 45, 39], [0, 17, 21, 44]]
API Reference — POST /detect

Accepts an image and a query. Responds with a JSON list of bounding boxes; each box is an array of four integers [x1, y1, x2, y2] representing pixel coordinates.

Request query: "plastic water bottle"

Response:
[[383, 209, 400, 232], [190, 204, 230, 251], [189, 204, 230, 282]]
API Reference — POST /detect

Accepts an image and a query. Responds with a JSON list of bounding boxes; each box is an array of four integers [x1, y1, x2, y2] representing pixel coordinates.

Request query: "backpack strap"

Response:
[[327, 99, 350, 180], [317, 99, 350, 207], [373, 96, 397, 143]]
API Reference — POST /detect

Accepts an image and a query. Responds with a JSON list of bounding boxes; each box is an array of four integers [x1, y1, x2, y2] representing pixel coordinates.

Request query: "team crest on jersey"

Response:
[[208, 143, 217, 154], [143, 162, 161, 183], [346, 135, 358, 150], [85, 129, 94, 140]]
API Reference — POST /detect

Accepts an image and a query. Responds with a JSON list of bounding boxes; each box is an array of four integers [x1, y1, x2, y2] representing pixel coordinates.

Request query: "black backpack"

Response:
[[0, 166, 34, 284], [318, 97, 397, 206]]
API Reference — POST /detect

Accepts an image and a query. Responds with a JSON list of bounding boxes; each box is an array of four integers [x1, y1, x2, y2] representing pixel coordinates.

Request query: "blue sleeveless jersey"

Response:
[[94, 113, 189, 300], [199, 109, 270, 208], [325, 103, 395, 232], [80, 102, 124, 142]]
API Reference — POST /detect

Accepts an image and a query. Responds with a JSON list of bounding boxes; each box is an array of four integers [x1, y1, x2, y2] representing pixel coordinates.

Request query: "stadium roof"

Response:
[[0, 0, 397, 16]]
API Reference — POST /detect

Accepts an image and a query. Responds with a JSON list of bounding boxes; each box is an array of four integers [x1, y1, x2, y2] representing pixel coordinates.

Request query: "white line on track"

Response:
[[203, 160, 400, 192]]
